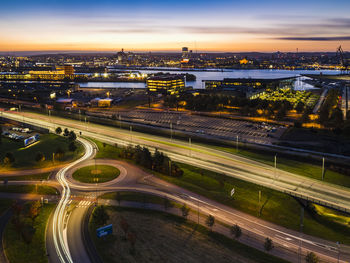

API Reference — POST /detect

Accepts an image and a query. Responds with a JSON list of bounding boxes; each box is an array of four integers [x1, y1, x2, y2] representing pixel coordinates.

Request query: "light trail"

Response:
[[52, 137, 95, 263]]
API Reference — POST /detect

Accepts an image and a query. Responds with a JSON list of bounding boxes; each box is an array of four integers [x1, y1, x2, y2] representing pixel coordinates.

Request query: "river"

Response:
[[77, 69, 340, 90]]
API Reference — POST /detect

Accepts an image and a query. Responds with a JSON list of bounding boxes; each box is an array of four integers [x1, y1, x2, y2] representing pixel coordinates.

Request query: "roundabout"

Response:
[[72, 165, 120, 184]]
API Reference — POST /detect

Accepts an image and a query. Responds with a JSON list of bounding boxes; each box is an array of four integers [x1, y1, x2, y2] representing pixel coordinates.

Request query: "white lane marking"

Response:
[[276, 234, 293, 241], [253, 228, 264, 235]]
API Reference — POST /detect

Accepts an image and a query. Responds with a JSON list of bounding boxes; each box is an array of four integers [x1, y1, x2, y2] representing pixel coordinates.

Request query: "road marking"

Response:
[[276, 234, 293, 241], [253, 228, 264, 235]]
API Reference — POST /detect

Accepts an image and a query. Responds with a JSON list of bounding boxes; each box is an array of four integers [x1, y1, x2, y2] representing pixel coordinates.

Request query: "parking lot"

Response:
[[115, 110, 286, 145]]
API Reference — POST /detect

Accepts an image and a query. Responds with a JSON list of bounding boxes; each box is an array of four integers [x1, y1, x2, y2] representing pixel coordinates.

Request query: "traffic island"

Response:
[[72, 165, 120, 184]]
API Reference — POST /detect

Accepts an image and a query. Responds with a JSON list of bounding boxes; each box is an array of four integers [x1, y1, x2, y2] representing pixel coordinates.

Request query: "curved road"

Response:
[[1, 111, 350, 262], [58, 154, 350, 263]]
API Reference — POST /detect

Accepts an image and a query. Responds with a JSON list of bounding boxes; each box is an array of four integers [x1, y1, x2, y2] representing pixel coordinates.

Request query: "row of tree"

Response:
[[164, 93, 302, 120], [11, 200, 42, 245], [119, 145, 184, 177]]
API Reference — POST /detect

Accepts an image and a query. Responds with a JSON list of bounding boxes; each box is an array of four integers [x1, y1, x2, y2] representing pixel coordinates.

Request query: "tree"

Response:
[[55, 127, 62, 135], [55, 147, 65, 160], [120, 216, 130, 239], [0, 125, 2, 145], [27, 200, 41, 225], [68, 141, 77, 152], [264, 237, 274, 252], [205, 215, 215, 231], [63, 128, 69, 136], [92, 205, 109, 226], [127, 232, 137, 254], [230, 224, 242, 239], [21, 224, 36, 244], [116, 192, 121, 205], [35, 152, 45, 162], [11, 201, 23, 237], [68, 131, 76, 141], [3, 152, 15, 165], [163, 197, 171, 211], [181, 204, 190, 219], [305, 252, 319, 263]]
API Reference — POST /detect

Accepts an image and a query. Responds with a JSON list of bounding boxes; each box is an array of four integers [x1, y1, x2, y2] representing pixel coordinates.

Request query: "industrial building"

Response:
[[0, 65, 75, 80]]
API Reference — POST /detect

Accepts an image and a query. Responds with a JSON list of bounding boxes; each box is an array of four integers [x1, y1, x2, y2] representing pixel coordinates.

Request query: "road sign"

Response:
[[96, 224, 113, 238], [230, 188, 235, 197]]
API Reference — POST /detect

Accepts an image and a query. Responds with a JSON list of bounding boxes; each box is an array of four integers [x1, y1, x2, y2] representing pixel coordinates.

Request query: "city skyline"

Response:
[[1, 0, 350, 53]]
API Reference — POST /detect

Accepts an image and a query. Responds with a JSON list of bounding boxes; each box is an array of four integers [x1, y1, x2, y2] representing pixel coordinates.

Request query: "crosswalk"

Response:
[[66, 195, 97, 208], [76, 200, 92, 208]]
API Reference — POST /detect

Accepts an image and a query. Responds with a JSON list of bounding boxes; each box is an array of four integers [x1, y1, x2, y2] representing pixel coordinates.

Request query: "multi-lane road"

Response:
[[45, 140, 350, 263], [1, 109, 350, 262], [2, 110, 350, 213]]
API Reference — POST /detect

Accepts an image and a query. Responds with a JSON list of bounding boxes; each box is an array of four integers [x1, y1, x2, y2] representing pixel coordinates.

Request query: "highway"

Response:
[[1, 132, 349, 262], [60, 155, 350, 263], [2, 110, 350, 213]]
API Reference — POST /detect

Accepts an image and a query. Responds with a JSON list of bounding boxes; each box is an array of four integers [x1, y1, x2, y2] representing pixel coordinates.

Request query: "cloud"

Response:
[[274, 36, 350, 41]]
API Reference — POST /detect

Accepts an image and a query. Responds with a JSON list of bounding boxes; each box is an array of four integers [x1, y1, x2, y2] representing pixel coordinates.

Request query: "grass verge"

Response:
[[0, 133, 84, 170], [0, 199, 13, 216], [93, 139, 350, 244], [0, 185, 58, 195], [3, 203, 55, 263], [0, 173, 50, 181], [72, 165, 120, 184], [89, 206, 288, 263]]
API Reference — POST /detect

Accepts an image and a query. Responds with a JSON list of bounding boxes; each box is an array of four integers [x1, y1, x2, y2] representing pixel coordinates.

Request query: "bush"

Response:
[[264, 237, 274, 252], [3, 152, 15, 165], [68, 142, 77, 152], [35, 152, 45, 162], [119, 145, 183, 177], [305, 252, 319, 263], [55, 127, 62, 135]]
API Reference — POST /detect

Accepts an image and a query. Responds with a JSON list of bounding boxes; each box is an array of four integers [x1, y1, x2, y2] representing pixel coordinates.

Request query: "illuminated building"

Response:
[[0, 65, 74, 80], [204, 78, 295, 98], [147, 75, 185, 94], [90, 98, 113, 107], [182, 47, 189, 59]]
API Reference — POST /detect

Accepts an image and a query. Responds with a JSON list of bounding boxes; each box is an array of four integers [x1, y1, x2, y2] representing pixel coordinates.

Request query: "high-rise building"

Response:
[[182, 47, 189, 58]]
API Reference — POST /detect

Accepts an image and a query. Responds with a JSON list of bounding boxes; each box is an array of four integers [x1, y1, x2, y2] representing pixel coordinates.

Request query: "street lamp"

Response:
[[130, 126, 132, 143]]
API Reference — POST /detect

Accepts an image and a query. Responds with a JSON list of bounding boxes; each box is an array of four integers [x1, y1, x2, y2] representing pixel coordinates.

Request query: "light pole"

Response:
[[169, 159, 172, 176], [130, 126, 132, 143], [197, 199, 200, 224], [274, 154, 277, 180], [170, 122, 173, 140], [298, 207, 304, 263], [322, 157, 325, 181], [189, 137, 191, 156], [337, 241, 340, 263], [236, 135, 239, 152]]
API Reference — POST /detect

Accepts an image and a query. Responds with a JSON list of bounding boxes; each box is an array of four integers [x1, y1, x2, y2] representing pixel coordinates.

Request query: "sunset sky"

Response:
[[1, 0, 350, 53]]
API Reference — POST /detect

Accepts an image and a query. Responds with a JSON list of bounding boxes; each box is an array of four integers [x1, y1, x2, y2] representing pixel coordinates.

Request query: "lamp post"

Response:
[[189, 137, 191, 156], [322, 157, 325, 181], [274, 154, 277, 180], [170, 122, 173, 140], [130, 126, 132, 143], [236, 135, 239, 152]]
